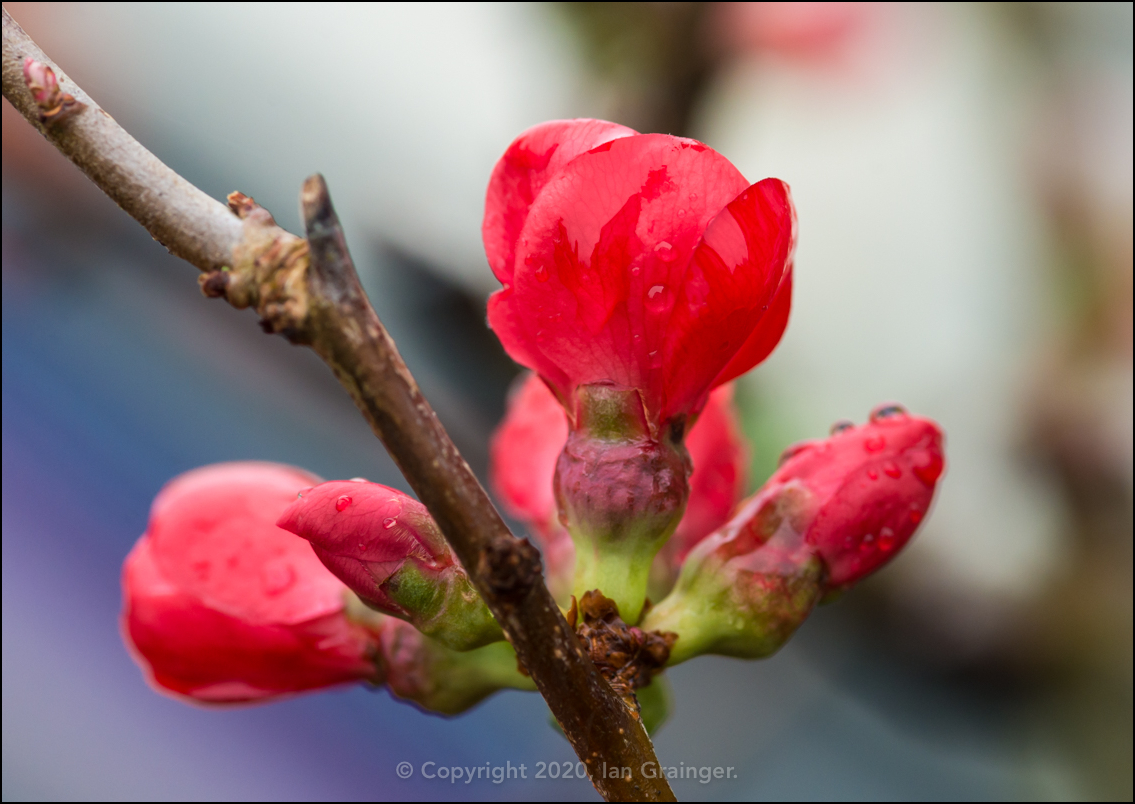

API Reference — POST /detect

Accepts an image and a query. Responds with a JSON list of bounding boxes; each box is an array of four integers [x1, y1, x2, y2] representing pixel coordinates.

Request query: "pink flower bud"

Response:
[[643, 406, 945, 663], [22, 57, 84, 123], [277, 480, 502, 651], [773, 404, 945, 589], [23, 57, 60, 107], [121, 462, 382, 704]]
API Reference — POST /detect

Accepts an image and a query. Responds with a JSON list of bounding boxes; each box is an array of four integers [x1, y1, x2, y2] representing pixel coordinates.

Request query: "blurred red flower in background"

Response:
[[122, 463, 381, 704]]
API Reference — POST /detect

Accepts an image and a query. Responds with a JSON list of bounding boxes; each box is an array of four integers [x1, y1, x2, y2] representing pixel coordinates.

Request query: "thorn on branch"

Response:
[[22, 57, 85, 125]]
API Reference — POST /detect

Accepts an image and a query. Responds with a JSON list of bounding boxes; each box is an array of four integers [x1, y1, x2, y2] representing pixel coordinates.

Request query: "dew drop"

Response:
[[631, 265, 641, 276], [878, 527, 896, 551], [383, 517, 397, 529], [677, 208, 686, 217], [335, 495, 352, 512], [884, 462, 902, 479], [648, 350, 663, 368], [645, 284, 671, 312], [534, 264, 549, 283], [778, 442, 811, 466], [830, 419, 854, 436], [869, 403, 907, 422], [654, 241, 677, 262], [689, 192, 698, 202], [913, 452, 944, 486], [348, 477, 368, 483], [867, 468, 879, 481], [262, 563, 295, 596], [909, 509, 923, 525], [864, 436, 885, 453], [859, 533, 875, 553]]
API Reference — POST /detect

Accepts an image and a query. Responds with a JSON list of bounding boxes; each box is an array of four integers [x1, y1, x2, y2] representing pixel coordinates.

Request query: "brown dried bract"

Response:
[[574, 590, 676, 710]]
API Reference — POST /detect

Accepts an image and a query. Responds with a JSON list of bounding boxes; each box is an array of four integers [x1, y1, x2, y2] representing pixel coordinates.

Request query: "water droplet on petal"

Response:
[[677, 208, 686, 217], [262, 563, 295, 595], [648, 350, 662, 368], [884, 462, 902, 479], [830, 419, 854, 435], [646, 285, 671, 312], [383, 517, 397, 529], [870, 403, 908, 422], [336, 495, 352, 512], [913, 452, 944, 486], [534, 264, 549, 283], [689, 192, 698, 202], [909, 508, 924, 525], [864, 436, 885, 453], [867, 468, 879, 481], [878, 527, 896, 551], [778, 442, 811, 466], [631, 265, 641, 276], [654, 241, 677, 262], [348, 477, 368, 483]]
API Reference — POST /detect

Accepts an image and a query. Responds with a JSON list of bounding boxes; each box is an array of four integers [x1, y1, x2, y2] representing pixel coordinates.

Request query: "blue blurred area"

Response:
[[2, 184, 1041, 801]]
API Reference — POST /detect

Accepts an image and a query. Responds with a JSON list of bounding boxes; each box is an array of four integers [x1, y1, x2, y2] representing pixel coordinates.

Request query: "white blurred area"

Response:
[[7, 2, 1131, 660], [16, 2, 584, 294], [695, 3, 1076, 654]]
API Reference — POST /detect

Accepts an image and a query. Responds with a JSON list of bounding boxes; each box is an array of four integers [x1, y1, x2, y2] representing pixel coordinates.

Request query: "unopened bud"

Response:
[[555, 383, 690, 622], [644, 407, 945, 664], [277, 480, 502, 651]]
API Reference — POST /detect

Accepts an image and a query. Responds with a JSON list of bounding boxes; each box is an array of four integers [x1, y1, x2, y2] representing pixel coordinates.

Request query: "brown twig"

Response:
[[2, 8, 674, 801]]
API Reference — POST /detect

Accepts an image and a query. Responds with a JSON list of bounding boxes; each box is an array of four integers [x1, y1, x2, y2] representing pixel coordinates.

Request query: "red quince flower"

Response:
[[121, 462, 381, 704], [277, 480, 502, 650], [484, 118, 795, 428]]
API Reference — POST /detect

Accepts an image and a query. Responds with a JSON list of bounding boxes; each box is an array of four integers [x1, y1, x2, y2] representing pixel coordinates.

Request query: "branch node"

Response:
[[198, 270, 229, 298], [479, 536, 542, 604], [575, 591, 676, 709]]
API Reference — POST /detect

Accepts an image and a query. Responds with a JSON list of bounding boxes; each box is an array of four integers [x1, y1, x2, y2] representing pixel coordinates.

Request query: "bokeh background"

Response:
[[3, 2, 1131, 800]]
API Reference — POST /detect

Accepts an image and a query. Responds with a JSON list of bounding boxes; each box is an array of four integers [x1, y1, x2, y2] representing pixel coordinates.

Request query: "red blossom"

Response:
[[485, 119, 795, 427], [121, 462, 380, 704]]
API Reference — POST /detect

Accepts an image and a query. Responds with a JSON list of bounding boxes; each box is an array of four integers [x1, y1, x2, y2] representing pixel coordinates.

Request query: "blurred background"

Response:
[[3, 2, 1130, 800]]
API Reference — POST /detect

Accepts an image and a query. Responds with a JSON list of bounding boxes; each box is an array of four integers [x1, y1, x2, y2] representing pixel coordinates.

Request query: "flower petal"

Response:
[[483, 118, 636, 283], [504, 134, 749, 418], [662, 178, 796, 417]]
